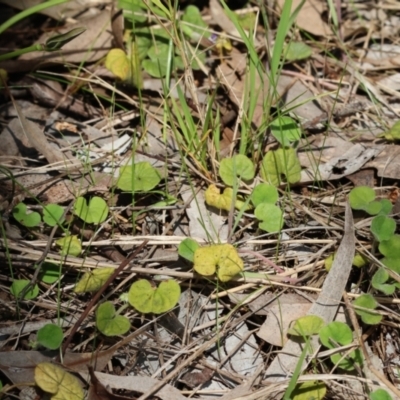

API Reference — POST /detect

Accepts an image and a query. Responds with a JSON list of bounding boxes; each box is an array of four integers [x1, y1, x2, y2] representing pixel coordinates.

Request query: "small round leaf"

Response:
[[35, 362, 84, 400], [43, 204, 65, 226], [254, 203, 284, 233], [349, 186, 375, 210], [56, 235, 81, 257], [379, 235, 400, 259], [74, 267, 114, 294], [371, 216, 396, 242], [219, 154, 255, 186], [270, 116, 301, 147], [178, 238, 200, 262], [37, 324, 63, 350], [353, 294, 382, 325], [12, 203, 41, 227], [193, 244, 244, 282], [10, 279, 39, 300], [251, 183, 279, 207], [291, 381, 326, 400], [39, 262, 61, 284], [371, 268, 395, 295], [96, 301, 130, 336], [74, 196, 108, 224], [117, 161, 161, 192], [287, 315, 325, 337], [319, 321, 353, 349], [105, 48, 131, 81], [381, 257, 400, 274], [128, 279, 181, 314], [370, 388, 393, 400]]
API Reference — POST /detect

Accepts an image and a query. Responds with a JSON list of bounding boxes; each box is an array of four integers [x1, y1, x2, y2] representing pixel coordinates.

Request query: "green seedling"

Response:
[[371, 215, 396, 242], [284, 41, 313, 62], [117, 161, 161, 192], [287, 315, 325, 337], [370, 388, 393, 400], [378, 199, 393, 216], [36, 324, 63, 350], [74, 267, 114, 293], [193, 244, 244, 282], [349, 186, 382, 215], [254, 203, 284, 233], [205, 184, 248, 211], [56, 235, 81, 257], [178, 238, 200, 262], [35, 362, 84, 400], [181, 5, 210, 39], [260, 147, 301, 186], [12, 203, 41, 227], [379, 235, 400, 259], [371, 268, 399, 295], [270, 116, 302, 147], [13, 202, 66, 228], [291, 381, 326, 400], [96, 301, 130, 336], [381, 257, 400, 274], [128, 279, 181, 314], [377, 120, 400, 142], [10, 279, 39, 300], [319, 321, 363, 371], [38, 262, 61, 284], [251, 183, 279, 207], [250, 184, 283, 232], [74, 196, 109, 224], [43, 204, 65, 227], [353, 294, 382, 325], [219, 154, 255, 186]]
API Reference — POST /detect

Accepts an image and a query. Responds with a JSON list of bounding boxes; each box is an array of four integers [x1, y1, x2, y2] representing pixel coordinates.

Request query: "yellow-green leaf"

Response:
[[260, 147, 301, 186], [205, 184, 248, 211], [378, 120, 400, 141], [105, 48, 131, 81], [74, 267, 114, 293], [128, 279, 181, 314], [292, 381, 326, 400], [193, 244, 244, 282], [35, 362, 84, 400], [287, 315, 325, 337], [56, 235, 81, 257]]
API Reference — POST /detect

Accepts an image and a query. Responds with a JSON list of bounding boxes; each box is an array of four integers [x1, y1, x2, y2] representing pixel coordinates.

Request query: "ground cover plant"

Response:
[[1, 0, 400, 399]]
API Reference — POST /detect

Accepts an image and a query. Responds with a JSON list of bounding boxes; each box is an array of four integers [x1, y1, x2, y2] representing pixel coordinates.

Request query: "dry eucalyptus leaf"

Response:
[[277, 0, 332, 37]]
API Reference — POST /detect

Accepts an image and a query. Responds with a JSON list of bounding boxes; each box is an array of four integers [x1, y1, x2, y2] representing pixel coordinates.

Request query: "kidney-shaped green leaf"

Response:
[[13, 203, 41, 227], [128, 279, 181, 314], [117, 161, 161, 192], [319, 321, 353, 349], [219, 154, 255, 186], [260, 147, 301, 186], [251, 183, 279, 207], [74, 196, 108, 224], [270, 116, 301, 147], [287, 315, 325, 337], [37, 324, 64, 350], [96, 301, 130, 336], [254, 203, 284, 233], [74, 267, 114, 293]]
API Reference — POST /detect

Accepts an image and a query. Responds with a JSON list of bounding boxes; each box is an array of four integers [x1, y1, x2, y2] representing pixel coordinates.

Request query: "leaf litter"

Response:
[[2, 1, 400, 399]]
